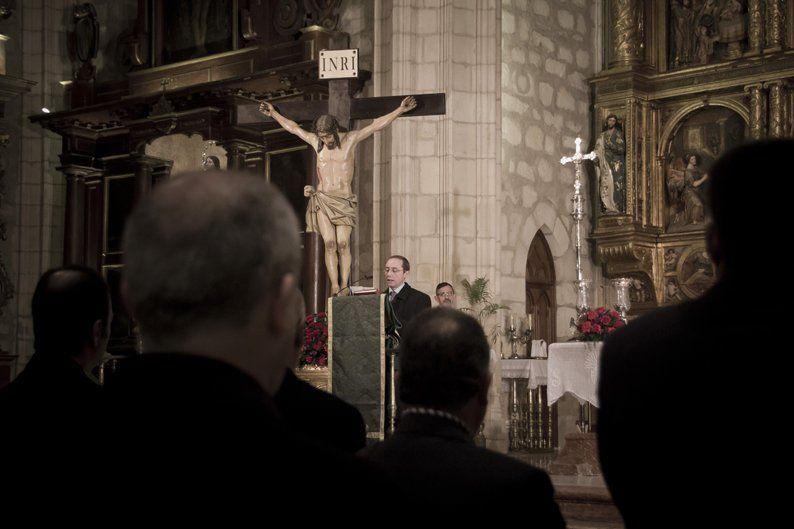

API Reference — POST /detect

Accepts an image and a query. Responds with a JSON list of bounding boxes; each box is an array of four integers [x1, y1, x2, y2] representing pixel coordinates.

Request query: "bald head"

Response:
[[123, 171, 301, 345], [32, 266, 110, 359], [398, 308, 490, 411]]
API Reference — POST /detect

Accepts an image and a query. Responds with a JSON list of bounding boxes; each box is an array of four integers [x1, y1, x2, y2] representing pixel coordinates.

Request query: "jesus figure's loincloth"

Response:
[[305, 189, 358, 232]]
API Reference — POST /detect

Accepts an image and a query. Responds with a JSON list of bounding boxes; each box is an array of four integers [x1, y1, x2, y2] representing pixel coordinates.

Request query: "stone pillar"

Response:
[[608, 0, 644, 68], [765, 81, 789, 138], [744, 84, 767, 140], [765, 0, 786, 52], [374, 0, 500, 297], [747, 0, 764, 55]]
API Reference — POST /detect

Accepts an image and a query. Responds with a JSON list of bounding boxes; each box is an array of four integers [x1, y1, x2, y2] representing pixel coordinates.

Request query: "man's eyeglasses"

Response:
[[384, 268, 403, 274], [437, 291, 455, 298]]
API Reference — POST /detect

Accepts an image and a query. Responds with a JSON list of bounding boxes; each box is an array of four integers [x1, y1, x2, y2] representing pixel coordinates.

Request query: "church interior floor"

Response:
[[509, 451, 625, 529]]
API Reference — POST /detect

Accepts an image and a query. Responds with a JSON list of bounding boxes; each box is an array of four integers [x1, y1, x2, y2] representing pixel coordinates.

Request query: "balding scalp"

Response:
[[123, 171, 300, 342]]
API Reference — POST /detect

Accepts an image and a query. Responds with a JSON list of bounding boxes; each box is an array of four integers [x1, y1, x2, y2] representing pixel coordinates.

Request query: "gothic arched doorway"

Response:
[[526, 230, 556, 344]]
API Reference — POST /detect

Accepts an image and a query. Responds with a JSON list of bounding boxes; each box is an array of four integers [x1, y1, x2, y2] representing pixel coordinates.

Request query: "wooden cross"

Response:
[[235, 51, 446, 313], [236, 87, 446, 130], [237, 33, 445, 132]]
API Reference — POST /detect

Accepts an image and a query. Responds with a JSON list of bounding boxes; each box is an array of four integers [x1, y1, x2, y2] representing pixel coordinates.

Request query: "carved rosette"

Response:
[[610, 0, 644, 66], [747, 0, 764, 54], [765, 0, 786, 50], [765, 81, 788, 138], [744, 84, 767, 140]]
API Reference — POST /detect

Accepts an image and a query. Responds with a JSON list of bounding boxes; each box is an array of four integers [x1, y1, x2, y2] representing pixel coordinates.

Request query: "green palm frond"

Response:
[[460, 276, 505, 326], [461, 277, 493, 306]]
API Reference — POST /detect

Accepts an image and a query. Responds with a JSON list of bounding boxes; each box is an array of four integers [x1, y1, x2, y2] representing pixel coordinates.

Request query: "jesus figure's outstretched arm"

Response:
[[259, 102, 316, 146]]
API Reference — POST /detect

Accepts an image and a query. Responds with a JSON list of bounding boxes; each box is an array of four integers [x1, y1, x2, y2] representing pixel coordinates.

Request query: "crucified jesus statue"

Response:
[[260, 96, 417, 295]]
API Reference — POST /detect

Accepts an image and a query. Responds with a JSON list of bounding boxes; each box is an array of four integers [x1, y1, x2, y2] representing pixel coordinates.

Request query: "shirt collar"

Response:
[[391, 282, 406, 295]]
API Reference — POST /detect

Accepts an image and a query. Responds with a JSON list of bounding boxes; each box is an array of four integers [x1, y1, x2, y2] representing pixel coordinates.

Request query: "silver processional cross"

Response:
[[560, 137, 597, 315]]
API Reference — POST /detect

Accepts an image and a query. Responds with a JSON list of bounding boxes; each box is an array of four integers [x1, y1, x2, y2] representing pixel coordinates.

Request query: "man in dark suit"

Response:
[[104, 171, 393, 510], [274, 297, 366, 453], [0, 266, 111, 436], [598, 140, 788, 529], [383, 255, 431, 325], [362, 307, 565, 524]]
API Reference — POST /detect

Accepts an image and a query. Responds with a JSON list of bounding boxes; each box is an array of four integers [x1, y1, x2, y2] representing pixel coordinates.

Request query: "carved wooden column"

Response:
[[302, 148, 327, 314], [765, 0, 786, 52], [744, 83, 767, 140], [608, 0, 644, 68], [63, 169, 87, 265], [747, 0, 764, 55], [133, 157, 152, 200], [222, 141, 258, 171], [765, 81, 789, 138]]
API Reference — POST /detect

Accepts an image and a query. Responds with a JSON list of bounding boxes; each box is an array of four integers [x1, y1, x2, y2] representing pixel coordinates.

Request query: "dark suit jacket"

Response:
[[0, 351, 102, 432], [389, 283, 431, 326], [361, 413, 565, 524], [273, 368, 366, 453], [101, 353, 394, 512], [598, 279, 780, 529]]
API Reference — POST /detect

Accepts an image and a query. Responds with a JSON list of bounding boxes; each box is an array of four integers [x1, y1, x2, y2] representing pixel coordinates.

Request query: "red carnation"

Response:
[[614, 320, 625, 328], [580, 321, 592, 333], [586, 310, 597, 321], [600, 315, 612, 325], [592, 324, 602, 333], [597, 307, 606, 314], [607, 327, 615, 333], [609, 309, 619, 318]]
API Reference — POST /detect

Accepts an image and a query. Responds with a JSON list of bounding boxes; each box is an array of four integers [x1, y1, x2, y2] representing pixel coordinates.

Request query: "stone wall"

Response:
[[373, 0, 501, 303], [500, 0, 603, 340], [0, 0, 72, 370]]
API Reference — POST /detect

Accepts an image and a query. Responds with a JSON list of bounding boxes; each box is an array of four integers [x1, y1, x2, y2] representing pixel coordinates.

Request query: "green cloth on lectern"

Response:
[[384, 294, 401, 350], [329, 295, 385, 441]]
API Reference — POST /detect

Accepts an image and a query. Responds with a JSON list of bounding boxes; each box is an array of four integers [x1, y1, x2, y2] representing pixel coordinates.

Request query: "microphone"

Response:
[[335, 274, 374, 296]]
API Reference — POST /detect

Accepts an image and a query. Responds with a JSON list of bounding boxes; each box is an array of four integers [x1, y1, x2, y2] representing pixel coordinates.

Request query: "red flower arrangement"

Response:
[[575, 307, 625, 341], [300, 312, 329, 367]]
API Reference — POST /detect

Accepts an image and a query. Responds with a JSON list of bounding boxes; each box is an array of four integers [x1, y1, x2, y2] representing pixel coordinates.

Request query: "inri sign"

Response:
[[319, 49, 359, 79]]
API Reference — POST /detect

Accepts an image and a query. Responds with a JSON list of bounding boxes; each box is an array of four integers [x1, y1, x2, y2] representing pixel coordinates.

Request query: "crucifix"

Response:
[[560, 137, 597, 315], [238, 48, 446, 309]]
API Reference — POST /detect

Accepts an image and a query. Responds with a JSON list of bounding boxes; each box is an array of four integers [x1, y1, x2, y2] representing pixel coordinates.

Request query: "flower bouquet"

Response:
[[574, 307, 625, 342], [300, 312, 329, 367]]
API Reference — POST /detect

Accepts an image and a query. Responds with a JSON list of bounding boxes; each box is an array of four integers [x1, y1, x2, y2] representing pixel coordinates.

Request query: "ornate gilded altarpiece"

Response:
[[590, 0, 794, 312], [30, 0, 351, 355]]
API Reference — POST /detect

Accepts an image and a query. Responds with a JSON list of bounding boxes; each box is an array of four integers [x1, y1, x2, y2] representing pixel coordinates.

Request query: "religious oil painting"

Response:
[[676, 245, 717, 299], [665, 106, 746, 232], [162, 0, 233, 64], [669, 0, 747, 69]]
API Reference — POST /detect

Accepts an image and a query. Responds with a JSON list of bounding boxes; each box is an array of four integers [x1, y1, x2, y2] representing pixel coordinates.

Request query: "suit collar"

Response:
[[396, 410, 473, 444]]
